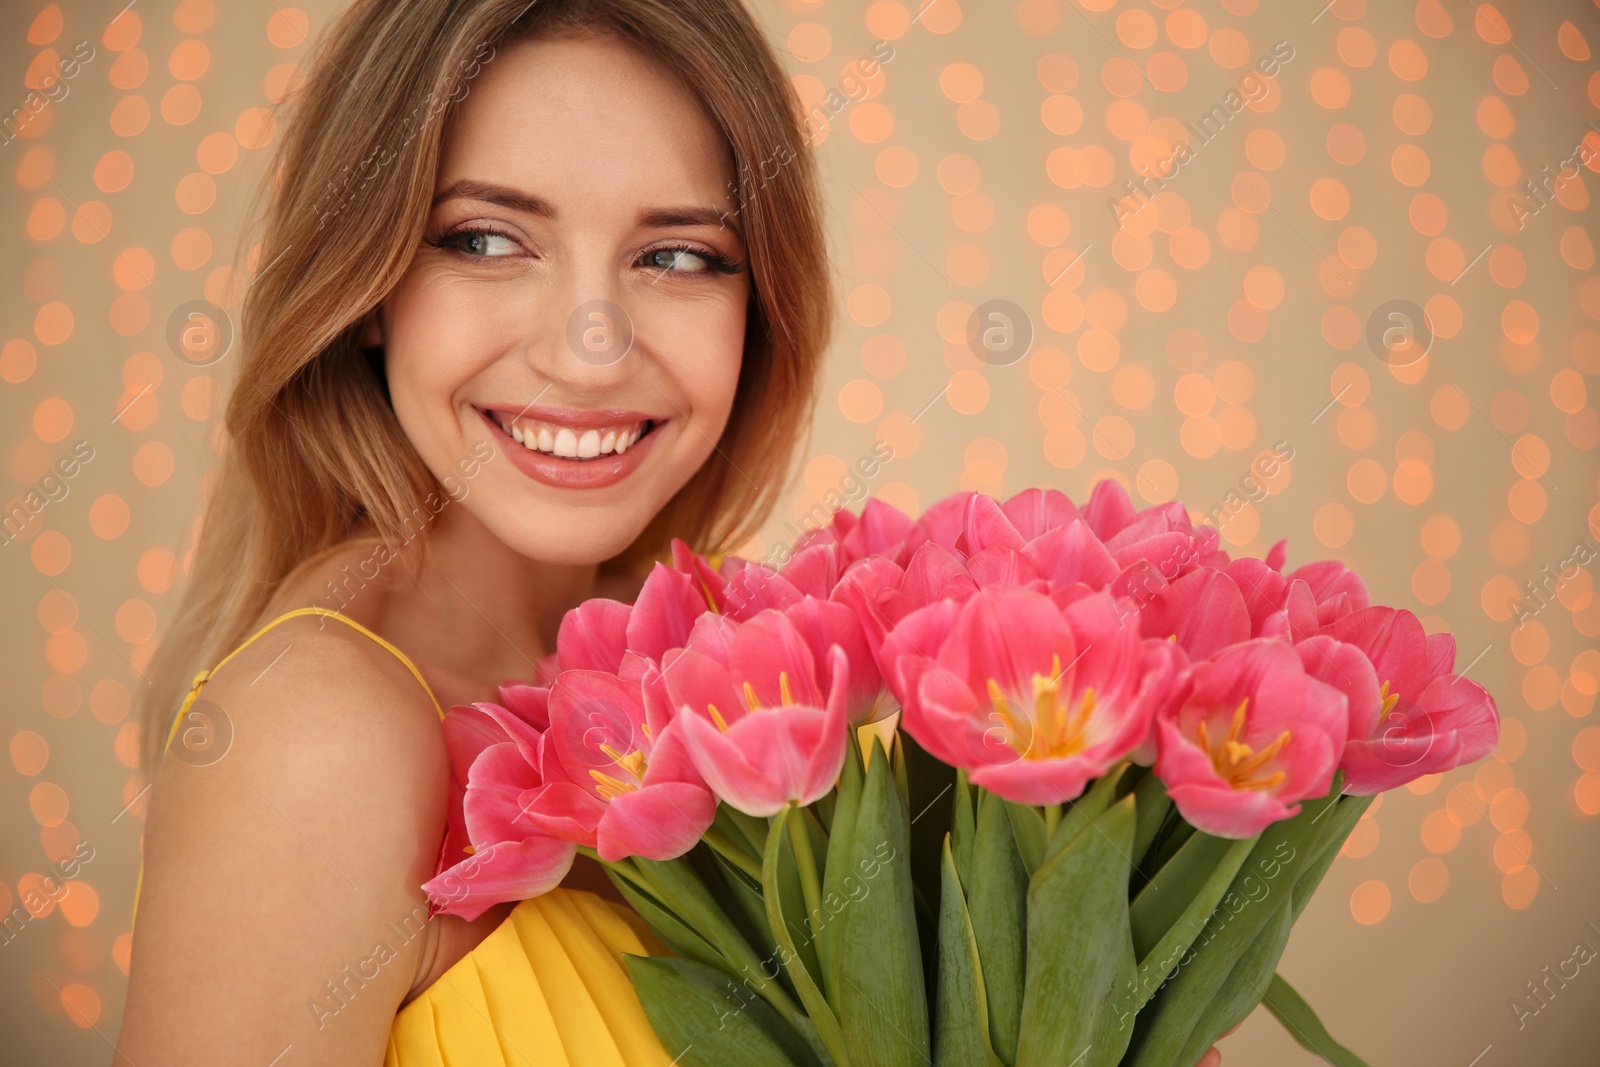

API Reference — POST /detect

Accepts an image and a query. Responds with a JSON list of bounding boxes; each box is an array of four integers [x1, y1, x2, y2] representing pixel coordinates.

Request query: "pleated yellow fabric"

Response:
[[388, 890, 675, 1067], [137, 607, 673, 1065]]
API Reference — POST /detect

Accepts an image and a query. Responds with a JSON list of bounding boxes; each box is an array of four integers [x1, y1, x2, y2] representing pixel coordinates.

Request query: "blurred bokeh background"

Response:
[[3, 0, 1597, 1063]]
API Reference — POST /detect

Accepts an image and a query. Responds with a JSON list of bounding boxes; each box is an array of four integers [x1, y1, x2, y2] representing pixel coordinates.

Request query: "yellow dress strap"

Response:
[[163, 606, 444, 755], [138, 607, 444, 927]]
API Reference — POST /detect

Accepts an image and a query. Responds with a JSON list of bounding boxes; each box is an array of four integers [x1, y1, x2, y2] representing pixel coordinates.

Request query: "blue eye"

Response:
[[640, 245, 742, 276], [645, 247, 707, 271], [428, 228, 520, 257]]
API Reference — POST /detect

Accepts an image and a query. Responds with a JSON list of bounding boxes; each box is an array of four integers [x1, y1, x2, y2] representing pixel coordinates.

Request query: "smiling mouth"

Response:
[[483, 409, 663, 461]]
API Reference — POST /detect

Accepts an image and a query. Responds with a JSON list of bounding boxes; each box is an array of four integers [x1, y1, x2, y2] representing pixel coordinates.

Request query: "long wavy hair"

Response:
[[141, 0, 832, 768]]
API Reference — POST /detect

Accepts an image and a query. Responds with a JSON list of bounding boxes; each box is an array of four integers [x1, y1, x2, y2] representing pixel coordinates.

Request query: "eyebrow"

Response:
[[432, 179, 738, 235]]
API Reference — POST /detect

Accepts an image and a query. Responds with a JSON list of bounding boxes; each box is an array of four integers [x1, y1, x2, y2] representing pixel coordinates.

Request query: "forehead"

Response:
[[437, 33, 734, 209]]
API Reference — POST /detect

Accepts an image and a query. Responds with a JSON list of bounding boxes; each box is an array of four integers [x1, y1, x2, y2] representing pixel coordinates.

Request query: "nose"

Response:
[[523, 251, 640, 392]]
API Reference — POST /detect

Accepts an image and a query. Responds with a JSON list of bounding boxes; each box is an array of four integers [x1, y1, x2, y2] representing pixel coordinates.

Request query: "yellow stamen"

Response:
[[1377, 679, 1400, 718], [707, 704, 730, 732], [986, 677, 1028, 750], [985, 653, 1098, 761], [589, 768, 639, 801], [695, 573, 721, 614], [742, 670, 796, 711], [1196, 696, 1292, 792], [598, 743, 648, 782]]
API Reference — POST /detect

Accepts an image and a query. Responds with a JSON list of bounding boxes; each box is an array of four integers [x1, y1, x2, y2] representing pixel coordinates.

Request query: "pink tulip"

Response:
[[530, 667, 716, 862], [430, 689, 550, 880], [423, 720, 576, 921], [1080, 479, 1227, 577], [885, 587, 1180, 806], [1287, 558, 1369, 627], [1155, 638, 1349, 838], [793, 496, 918, 566], [895, 489, 980, 565], [549, 558, 712, 677], [1317, 607, 1499, 794], [1001, 486, 1082, 540], [673, 643, 853, 816], [1021, 519, 1121, 593], [1130, 566, 1252, 659]]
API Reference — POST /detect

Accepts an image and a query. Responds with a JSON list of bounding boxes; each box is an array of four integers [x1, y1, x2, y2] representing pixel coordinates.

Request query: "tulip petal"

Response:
[[557, 598, 631, 673], [1001, 486, 1081, 541], [597, 781, 717, 862], [424, 837, 576, 921], [629, 562, 710, 661]]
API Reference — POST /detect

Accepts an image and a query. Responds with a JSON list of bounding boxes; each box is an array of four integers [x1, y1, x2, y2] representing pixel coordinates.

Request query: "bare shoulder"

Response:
[[121, 609, 448, 1065]]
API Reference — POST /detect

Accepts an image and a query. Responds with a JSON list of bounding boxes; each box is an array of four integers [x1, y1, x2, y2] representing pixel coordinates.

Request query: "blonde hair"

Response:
[[142, 0, 832, 768]]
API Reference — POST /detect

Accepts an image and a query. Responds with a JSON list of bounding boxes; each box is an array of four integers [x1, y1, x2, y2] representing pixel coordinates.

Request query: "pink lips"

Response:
[[478, 407, 665, 490], [481, 403, 662, 430]]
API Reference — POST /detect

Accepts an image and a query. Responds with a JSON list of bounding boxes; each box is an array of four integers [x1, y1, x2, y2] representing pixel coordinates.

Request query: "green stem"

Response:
[[786, 803, 826, 941], [1043, 801, 1062, 841], [628, 854, 807, 1024], [703, 826, 764, 882]]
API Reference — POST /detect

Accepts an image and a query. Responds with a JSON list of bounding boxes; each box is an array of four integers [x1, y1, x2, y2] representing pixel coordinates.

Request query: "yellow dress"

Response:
[[134, 607, 674, 1066]]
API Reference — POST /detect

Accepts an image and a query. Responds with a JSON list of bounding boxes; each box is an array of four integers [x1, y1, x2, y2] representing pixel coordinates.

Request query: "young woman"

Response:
[[118, 1, 825, 1063], [118, 1, 1232, 1063]]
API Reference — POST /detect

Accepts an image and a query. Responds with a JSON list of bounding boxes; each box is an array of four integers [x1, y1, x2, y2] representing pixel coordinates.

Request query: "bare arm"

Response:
[[117, 620, 450, 1066]]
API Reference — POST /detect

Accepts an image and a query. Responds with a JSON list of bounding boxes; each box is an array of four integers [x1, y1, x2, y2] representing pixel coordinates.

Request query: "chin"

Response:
[[488, 508, 655, 568]]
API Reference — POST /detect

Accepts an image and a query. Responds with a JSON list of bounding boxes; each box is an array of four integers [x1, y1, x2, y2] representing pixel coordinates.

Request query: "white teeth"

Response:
[[496, 413, 652, 459]]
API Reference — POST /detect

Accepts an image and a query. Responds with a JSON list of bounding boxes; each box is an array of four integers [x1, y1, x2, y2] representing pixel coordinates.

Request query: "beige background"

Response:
[[3, 0, 1598, 1063]]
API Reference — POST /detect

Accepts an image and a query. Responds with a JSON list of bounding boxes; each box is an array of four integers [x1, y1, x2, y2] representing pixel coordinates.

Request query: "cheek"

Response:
[[644, 288, 747, 443], [381, 274, 500, 456]]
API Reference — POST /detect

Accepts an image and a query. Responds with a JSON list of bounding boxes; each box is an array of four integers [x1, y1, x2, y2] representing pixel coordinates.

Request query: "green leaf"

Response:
[[933, 835, 1005, 1067], [1121, 834, 1257, 1022], [901, 728, 958, 968], [1043, 763, 1129, 865], [605, 868, 730, 976], [892, 729, 912, 810], [764, 807, 853, 1065], [1004, 801, 1046, 877], [1129, 772, 1171, 866], [815, 787, 837, 832], [1128, 832, 1258, 960], [1120, 782, 1342, 1067], [626, 954, 822, 1067], [833, 736, 931, 1066], [630, 854, 804, 1025], [820, 738, 866, 1003], [703, 848, 785, 991], [968, 789, 1027, 1063], [1145, 819, 1196, 874], [1292, 795, 1374, 923], [1014, 795, 1139, 1067], [1173, 897, 1294, 1067], [713, 804, 765, 862], [1263, 972, 1373, 1067], [951, 770, 977, 884], [725, 806, 774, 856]]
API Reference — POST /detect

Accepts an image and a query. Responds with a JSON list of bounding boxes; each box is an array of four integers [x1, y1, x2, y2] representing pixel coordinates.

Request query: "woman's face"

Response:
[[381, 33, 749, 566]]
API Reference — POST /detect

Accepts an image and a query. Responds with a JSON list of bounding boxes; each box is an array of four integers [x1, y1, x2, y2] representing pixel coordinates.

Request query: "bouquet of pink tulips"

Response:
[[424, 481, 1500, 1067]]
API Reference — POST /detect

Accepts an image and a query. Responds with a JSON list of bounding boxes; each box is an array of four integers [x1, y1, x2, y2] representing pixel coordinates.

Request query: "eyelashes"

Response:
[[423, 225, 745, 277], [638, 244, 745, 276], [425, 226, 521, 258]]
